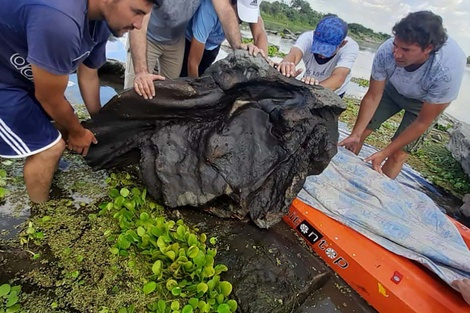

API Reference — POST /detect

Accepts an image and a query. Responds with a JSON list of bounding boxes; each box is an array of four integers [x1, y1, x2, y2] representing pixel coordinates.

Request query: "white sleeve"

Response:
[[335, 38, 359, 70], [293, 31, 313, 55]]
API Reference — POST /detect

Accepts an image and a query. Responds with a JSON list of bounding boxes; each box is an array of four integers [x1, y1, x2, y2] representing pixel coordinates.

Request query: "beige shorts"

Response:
[[124, 36, 185, 89]]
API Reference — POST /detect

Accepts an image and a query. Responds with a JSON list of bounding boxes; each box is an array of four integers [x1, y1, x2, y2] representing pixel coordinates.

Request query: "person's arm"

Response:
[[365, 100, 449, 171], [32, 65, 97, 156], [277, 47, 303, 78], [187, 38, 206, 78], [212, 0, 262, 56], [77, 63, 100, 117], [129, 12, 164, 99], [338, 78, 386, 153], [249, 16, 268, 55], [212, 0, 242, 49]]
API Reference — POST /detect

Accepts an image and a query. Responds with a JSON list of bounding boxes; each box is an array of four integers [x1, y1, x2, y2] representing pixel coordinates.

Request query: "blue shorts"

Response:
[[0, 86, 61, 158]]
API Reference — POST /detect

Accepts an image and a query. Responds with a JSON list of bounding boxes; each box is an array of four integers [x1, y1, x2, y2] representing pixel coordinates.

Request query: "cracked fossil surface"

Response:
[[84, 50, 346, 228]]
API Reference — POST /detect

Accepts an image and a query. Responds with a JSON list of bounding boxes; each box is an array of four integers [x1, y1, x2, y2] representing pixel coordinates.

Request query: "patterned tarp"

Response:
[[298, 147, 470, 287]]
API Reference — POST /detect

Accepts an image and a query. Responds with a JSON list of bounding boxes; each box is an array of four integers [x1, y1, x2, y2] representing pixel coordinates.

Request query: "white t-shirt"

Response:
[[294, 31, 359, 95], [371, 37, 466, 104]]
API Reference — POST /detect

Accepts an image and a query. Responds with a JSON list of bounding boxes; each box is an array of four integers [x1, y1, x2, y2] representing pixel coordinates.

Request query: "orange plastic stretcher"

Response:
[[283, 198, 470, 313]]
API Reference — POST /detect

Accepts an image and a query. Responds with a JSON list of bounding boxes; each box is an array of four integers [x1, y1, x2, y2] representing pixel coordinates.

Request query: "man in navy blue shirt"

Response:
[[0, 0, 155, 203]]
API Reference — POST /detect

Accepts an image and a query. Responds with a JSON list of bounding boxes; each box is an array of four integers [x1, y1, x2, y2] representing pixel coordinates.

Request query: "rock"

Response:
[[430, 132, 444, 143], [437, 113, 457, 132], [84, 50, 345, 228], [461, 194, 470, 217], [282, 28, 295, 36], [447, 121, 470, 178]]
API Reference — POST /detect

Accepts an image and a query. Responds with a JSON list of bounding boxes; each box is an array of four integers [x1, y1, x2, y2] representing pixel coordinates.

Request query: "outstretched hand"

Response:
[[133, 72, 165, 100], [452, 279, 470, 305], [301, 75, 320, 86], [67, 128, 98, 157], [277, 60, 303, 78], [240, 43, 266, 58], [364, 150, 388, 175], [338, 135, 362, 155]]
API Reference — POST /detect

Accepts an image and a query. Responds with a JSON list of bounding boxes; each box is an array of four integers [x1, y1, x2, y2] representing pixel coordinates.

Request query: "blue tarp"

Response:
[[298, 145, 470, 287]]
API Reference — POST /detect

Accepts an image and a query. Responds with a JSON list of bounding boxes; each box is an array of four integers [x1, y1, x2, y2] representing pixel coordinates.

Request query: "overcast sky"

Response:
[[302, 0, 470, 55]]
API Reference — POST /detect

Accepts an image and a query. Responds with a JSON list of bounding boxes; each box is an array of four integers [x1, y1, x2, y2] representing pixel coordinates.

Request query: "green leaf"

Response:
[[0, 284, 11, 297], [202, 266, 215, 278], [197, 282, 208, 294], [71, 270, 80, 278], [187, 245, 199, 259], [0, 169, 6, 178], [216, 294, 224, 304], [214, 264, 228, 275], [171, 287, 182, 296], [118, 308, 128, 313], [218, 281, 232, 297], [157, 300, 166, 311], [137, 226, 146, 237], [166, 279, 178, 291], [140, 212, 149, 221], [187, 234, 198, 246], [216, 303, 230, 313], [0, 188, 6, 198], [143, 281, 157, 295], [114, 196, 125, 209], [188, 298, 198, 308], [5, 294, 18, 307], [109, 188, 120, 198], [199, 233, 207, 243], [152, 260, 162, 276], [170, 301, 180, 311], [5, 304, 20, 313], [165, 250, 176, 261], [110, 247, 119, 255], [181, 305, 193, 313], [209, 237, 217, 245], [176, 225, 186, 240], [226, 300, 237, 312], [120, 188, 130, 197]]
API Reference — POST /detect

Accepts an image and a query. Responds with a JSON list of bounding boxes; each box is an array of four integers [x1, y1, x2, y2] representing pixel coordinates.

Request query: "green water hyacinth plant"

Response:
[[0, 284, 22, 313], [99, 181, 237, 313]]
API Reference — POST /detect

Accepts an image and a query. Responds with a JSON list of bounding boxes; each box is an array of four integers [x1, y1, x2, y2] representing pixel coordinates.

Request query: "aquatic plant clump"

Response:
[[4, 172, 236, 313]]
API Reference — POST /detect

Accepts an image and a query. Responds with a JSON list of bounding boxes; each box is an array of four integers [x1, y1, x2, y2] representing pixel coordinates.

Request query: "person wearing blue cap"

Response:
[[339, 11, 466, 179], [277, 15, 359, 97]]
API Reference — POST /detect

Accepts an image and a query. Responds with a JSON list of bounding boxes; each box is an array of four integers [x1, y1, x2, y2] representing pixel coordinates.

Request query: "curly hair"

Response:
[[392, 11, 447, 53]]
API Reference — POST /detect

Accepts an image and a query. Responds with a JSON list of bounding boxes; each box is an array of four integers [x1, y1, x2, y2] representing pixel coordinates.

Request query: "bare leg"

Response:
[[23, 139, 66, 203], [382, 149, 409, 179]]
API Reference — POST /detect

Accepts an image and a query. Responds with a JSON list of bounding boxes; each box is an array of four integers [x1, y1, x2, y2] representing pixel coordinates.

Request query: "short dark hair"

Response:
[[392, 11, 447, 53]]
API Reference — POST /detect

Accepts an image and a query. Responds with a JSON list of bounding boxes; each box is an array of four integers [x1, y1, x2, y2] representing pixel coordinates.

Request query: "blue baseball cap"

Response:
[[311, 16, 348, 58]]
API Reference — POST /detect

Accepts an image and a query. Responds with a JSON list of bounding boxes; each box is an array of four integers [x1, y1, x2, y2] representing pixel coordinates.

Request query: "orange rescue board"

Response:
[[283, 198, 470, 313]]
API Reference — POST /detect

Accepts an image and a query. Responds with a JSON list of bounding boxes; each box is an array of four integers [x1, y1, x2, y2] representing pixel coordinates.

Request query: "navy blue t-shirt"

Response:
[[0, 0, 111, 91]]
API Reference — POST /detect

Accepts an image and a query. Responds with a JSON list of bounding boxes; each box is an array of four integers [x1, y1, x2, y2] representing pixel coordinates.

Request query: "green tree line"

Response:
[[260, 0, 390, 43]]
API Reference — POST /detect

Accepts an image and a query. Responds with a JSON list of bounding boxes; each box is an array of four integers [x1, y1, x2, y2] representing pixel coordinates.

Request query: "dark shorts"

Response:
[[180, 38, 221, 77], [367, 83, 434, 154], [0, 86, 61, 158]]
